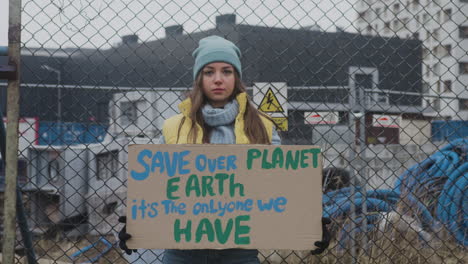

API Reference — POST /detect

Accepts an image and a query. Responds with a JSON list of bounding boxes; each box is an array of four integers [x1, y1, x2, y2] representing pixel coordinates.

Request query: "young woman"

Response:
[[119, 35, 330, 263]]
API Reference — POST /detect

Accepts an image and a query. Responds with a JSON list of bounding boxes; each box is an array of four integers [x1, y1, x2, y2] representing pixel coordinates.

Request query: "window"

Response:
[[96, 151, 119, 180], [120, 101, 138, 126], [394, 3, 400, 12], [48, 159, 60, 182], [402, 17, 409, 27], [358, 11, 367, 19], [423, 14, 429, 23], [443, 80, 452, 92], [376, 8, 381, 15], [425, 99, 431, 107], [443, 44, 452, 57], [424, 65, 430, 76], [436, 11, 442, 22], [426, 65, 432, 77], [413, 32, 420, 39], [422, 48, 429, 59], [384, 22, 390, 33], [433, 63, 440, 75], [422, 82, 430, 94], [443, 9, 452, 22], [460, 63, 468, 74], [460, 99, 468, 110], [367, 25, 372, 33], [459, 26, 468, 38], [433, 99, 440, 110], [433, 29, 440, 41]]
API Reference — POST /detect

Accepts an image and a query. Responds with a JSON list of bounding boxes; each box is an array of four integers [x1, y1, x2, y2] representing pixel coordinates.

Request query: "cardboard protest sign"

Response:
[[127, 144, 323, 250]]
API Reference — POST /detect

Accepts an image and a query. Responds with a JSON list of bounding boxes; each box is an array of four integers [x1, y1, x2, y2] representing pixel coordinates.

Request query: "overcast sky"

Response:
[[1, 0, 358, 49]]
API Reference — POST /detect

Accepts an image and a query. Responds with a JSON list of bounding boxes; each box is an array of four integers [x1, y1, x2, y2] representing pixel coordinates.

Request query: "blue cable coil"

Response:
[[324, 138, 468, 246]]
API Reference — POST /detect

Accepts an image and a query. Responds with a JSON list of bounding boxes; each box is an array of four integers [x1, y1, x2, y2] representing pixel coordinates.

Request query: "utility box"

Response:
[[107, 90, 183, 138], [26, 146, 89, 236]]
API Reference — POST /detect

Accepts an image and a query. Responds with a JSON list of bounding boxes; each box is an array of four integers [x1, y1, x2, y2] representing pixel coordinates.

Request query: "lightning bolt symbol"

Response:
[[266, 93, 274, 110]]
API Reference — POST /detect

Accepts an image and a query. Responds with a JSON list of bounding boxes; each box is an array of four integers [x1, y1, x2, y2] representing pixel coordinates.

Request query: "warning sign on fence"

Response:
[[258, 88, 285, 113], [253, 83, 288, 131], [126, 144, 323, 250]]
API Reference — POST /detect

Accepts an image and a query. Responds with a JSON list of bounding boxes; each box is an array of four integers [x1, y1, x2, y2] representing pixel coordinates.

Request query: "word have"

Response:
[[174, 215, 251, 245], [247, 147, 320, 170], [130, 149, 237, 180], [167, 173, 244, 200]]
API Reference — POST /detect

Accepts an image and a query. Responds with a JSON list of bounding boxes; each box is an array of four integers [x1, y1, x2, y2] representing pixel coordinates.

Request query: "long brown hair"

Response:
[[176, 71, 274, 144]]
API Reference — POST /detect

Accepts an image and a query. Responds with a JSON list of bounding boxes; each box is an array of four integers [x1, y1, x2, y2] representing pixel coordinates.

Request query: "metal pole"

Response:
[[358, 84, 368, 256], [0, 111, 37, 264], [2, 1, 22, 264], [348, 81, 358, 264]]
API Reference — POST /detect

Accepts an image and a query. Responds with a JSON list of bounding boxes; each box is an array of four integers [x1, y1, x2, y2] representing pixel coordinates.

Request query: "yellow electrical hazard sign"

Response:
[[258, 88, 284, 113], [271, 117, 288, 131]]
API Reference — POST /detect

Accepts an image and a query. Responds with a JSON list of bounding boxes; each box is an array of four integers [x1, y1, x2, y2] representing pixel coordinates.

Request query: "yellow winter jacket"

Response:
[[162, 92, 273, 144]]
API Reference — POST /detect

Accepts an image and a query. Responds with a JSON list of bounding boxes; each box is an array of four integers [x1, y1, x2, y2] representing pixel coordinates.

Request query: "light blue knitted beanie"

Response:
[[192, 35, 242, 79]]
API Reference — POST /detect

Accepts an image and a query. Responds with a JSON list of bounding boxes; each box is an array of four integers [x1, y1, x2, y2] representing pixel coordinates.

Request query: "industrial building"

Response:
[[355, 0, 468, 120]]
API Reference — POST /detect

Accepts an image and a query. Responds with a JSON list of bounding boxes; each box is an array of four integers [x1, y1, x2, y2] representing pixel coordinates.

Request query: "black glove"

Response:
[[310, 217, 332, 255], [118, 216, 137, 255]]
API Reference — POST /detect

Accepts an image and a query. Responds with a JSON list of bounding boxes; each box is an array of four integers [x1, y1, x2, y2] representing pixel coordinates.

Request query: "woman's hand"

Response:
[[118, 216, 138, 255], [310, 217, 332, 255]]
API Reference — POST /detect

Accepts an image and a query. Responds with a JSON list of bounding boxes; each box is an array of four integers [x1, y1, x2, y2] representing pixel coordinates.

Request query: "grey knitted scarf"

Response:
[[201, 100, 239, 144]]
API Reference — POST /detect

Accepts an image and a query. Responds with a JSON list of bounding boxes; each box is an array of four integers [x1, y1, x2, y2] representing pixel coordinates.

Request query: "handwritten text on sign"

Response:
[[127, 145, 323, 250]]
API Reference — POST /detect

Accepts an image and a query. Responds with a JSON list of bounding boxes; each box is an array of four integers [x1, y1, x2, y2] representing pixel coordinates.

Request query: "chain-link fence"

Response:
[[1, 0, 467, 263]]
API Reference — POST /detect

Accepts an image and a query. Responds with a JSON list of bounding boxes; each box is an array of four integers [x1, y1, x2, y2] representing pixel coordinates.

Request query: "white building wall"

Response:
[[355, 0, 468, 120]]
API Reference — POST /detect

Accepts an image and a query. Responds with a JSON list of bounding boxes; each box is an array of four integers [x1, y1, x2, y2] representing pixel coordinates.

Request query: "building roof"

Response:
[[2, 15, 424, 123]]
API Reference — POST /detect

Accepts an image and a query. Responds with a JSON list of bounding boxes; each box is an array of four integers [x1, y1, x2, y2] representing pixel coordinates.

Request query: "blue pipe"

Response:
[[69, 237, 113, 264]]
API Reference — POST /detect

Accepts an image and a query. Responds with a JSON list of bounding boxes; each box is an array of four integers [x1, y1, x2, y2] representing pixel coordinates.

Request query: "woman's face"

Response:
[[201, 62, 236, 108]]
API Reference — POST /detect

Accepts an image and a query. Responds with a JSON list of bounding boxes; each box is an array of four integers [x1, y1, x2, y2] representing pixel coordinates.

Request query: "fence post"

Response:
[[2, 0, 22, 263], [348, 80, 358, 264]]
